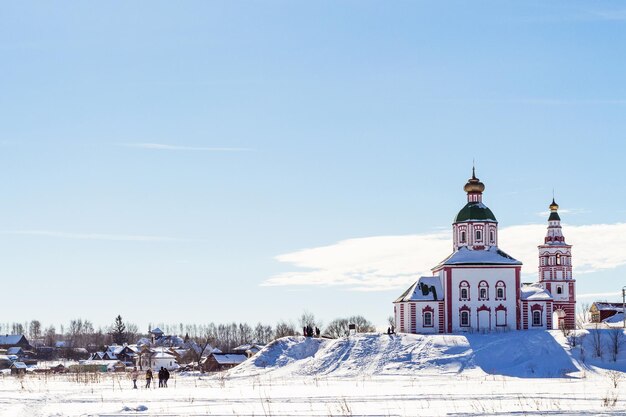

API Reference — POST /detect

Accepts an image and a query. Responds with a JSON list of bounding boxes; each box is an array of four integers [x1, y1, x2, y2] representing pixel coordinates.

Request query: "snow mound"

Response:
[[249, 336, 323, 368], [233, 331, 581, 378]]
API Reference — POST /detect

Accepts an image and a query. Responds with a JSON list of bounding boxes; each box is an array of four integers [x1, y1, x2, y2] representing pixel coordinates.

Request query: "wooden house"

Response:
[[201, 353, 247, 372]]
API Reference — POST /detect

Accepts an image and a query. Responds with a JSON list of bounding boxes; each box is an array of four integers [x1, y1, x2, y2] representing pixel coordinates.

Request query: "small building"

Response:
[[50, 364, 67, 373], [0, 335, 30, 350], [590, 302, 624, 323], [10, 362, 28, 375], [232, 344, 265, 358], [201, 353, 247, 372]]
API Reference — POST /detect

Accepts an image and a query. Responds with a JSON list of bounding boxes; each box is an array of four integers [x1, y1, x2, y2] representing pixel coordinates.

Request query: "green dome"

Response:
[[454, 202, 497, 223]]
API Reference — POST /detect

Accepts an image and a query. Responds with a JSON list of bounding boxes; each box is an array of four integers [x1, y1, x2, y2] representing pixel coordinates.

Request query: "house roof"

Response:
[[6, 347, 23, 355], [212, 353, 247, 365], [0, 335, 27, 346], [11, 362, 27, 369], [395, 276, 444, 302], [150, 328, 164, 334], [521, 284, 553, 301], [592, 302, 624, 311], [434, 246, 522, 269], [151, 352, 175, 359]]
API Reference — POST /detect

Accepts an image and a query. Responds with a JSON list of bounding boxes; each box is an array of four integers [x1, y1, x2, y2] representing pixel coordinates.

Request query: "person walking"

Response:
[[130, 367, 139, 389], [145, 369, 153, 389], [163, 367, 170, 388], [158, 367, 164, 388]]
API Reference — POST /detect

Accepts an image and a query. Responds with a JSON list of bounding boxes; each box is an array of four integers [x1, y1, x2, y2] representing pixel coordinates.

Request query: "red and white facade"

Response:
[[394, 171, 576, 333]]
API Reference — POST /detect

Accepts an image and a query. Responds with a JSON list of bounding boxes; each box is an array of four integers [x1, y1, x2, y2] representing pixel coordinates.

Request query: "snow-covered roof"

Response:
[[212, 354, 247, 365], [150, 328, 164, 334], [395, 276, 444, 302], [233, 343, 264, 352], [11, 362, 27, 369], [593, 302, 624, 312], [151, 352, 175, 359], [520, 284, 553, 301], [603, 313, 624, 326], [0, 335, 27, 346], [6, 347, 23, 355], [107, 345, 125, 355], [435, 246, 522, 269]]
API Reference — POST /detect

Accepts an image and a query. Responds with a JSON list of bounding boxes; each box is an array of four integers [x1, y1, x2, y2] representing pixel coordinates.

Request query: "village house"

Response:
[[201, 352, 247, 372], [589, 302, 624, 324], [0, 334, 31, 350]]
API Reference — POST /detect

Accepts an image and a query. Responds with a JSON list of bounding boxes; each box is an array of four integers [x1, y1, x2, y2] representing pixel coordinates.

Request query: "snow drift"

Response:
[[232, 331, 581, 378]]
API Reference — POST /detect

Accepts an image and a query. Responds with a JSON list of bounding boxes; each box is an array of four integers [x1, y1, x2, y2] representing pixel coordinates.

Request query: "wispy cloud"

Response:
[[121, 143, 252, 152], [1, 230, 188, 242], [264, 223, 626, 291]]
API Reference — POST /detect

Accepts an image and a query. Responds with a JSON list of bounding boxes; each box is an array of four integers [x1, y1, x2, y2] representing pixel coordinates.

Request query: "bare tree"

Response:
[[325, 318, 350, 338], [591, 324, 603, 358], [576, 302, 590, 329], [299, 311, 318, 329], [608, 328, 624, 362], [347, 315, 376, 333], [44, 325, 56, 347], [274, 321, 297, 339], [29, 320, 42, 341], [11, 322, 24, 335]]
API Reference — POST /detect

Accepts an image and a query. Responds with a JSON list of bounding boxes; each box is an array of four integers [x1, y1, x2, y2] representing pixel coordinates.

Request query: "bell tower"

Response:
[[538, 199, 576, 329]]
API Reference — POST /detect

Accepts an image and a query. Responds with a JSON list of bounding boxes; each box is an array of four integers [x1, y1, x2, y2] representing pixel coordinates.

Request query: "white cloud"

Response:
[[121, 143, 252, 152], [0, 230, 187, 242], [264, 223, 626, 291]]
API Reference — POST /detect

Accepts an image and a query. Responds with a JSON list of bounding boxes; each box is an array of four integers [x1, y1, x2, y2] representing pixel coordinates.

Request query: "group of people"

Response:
[[303, 325, 321, 338], [130, 366, 171, 389], [386, 325, 395, 335]]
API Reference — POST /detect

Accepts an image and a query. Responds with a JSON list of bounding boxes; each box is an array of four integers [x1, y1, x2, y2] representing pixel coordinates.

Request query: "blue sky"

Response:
[[1, 1, 626, 331]]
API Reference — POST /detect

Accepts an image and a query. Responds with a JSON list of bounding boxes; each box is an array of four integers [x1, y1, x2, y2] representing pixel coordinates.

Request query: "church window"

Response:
[[460, 310, 470, 327], [460, 231, 466, 243], [459, 281, 470, 301], [476, 230, 482, 241], [556, 286, 563, 295], [478, 281, 489, 301], [532, 310, 542, 327], [490, 230, 494, 243], [495, 281, 506, 300], [423, 312, 433, 327], [556, 254, 561, 265]]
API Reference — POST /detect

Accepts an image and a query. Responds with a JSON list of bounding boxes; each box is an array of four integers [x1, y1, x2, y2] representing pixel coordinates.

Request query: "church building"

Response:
[[393, 170, 576, 333]]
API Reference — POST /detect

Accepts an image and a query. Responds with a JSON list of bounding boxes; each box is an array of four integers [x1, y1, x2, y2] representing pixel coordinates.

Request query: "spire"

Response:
[[464, 166, 485, 202], [545, 197, 564, 243]]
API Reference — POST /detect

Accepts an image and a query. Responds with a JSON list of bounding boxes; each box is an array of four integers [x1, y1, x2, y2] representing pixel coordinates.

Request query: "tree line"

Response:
[[1, 312, 376, 353]]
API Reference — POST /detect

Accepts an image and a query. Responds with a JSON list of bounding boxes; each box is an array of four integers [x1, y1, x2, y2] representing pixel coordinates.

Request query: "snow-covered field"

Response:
[[1, 331, 625, 416]]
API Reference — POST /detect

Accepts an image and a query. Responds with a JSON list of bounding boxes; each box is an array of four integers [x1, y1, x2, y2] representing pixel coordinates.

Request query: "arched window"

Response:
[[556, 286, 563, 295], [489, 230, 494, 243], [460, 310, 470, 327], [460, 231, 466, 243], [478, 281, 489, 301], [423, 312, 433, 327], [495, 281, 506, 300], [459, 281, 470, 301], [532, 310, 542, 327], [556, 253, 561, 265], [476, 230, 482, 241]]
